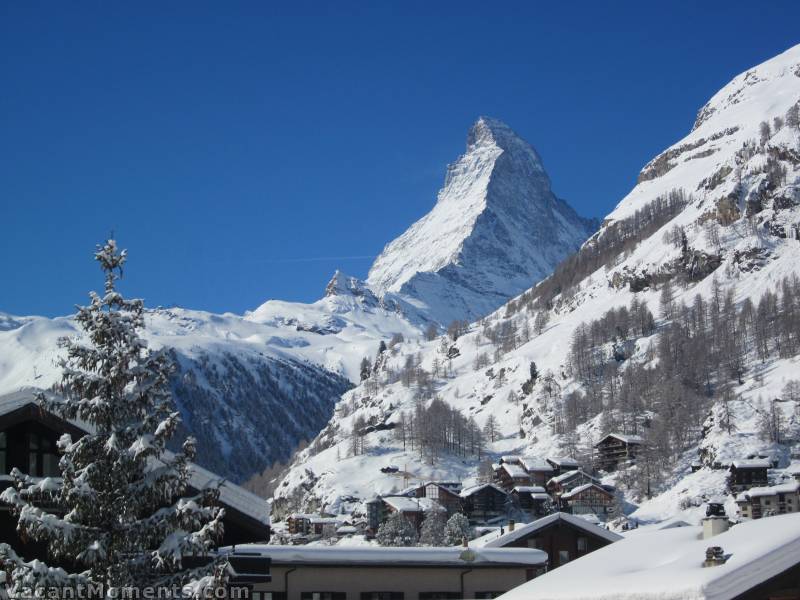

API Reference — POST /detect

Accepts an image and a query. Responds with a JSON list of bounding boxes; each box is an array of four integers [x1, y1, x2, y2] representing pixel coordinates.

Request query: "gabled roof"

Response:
[[596, 433, 645, 446], [0, 389, 269, 527], [547, 469, 599, 486], [561, 483, 613, 500], [519, 456, 553, 473], [730, 459, 771, 469], [512, 485, 546, 494], [500, 513, 800, 600], [737, 480, 800, 500], [383, 496, 445, 513], [547, 456, 580, 468], [501, 463, 531, 479], [460, 482, 508, 498], [482, 512, 621, 548]]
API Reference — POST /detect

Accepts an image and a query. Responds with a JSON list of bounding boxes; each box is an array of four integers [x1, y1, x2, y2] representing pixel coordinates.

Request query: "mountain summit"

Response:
[[367, 116, 596, 324]]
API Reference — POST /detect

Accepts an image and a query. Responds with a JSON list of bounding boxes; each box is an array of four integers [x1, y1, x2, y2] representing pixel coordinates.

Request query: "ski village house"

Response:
[[594, 433, 644, 470], [0, 389, 271, 560]]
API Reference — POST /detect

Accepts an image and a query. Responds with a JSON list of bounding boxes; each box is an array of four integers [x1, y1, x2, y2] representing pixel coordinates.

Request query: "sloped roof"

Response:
[[731, 459, 771, 469], [737, 480, 800, 500], [482, 512, 621, 548], [500, 513, 800, 600], [596, 433, 645, 446], [561, 483, 612, 500], [460, 482, 508, 498], [519, 456, 553, 472], [222, 544, 547, 567], [383, 496, 445, 513], [547, 456, 580, 468], [501, 463, 531, 479], [0, 388, 269, 526]]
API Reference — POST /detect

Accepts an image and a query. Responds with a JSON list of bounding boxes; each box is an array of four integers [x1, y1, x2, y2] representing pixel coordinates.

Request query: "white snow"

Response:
[[500, 513, 800, 600]]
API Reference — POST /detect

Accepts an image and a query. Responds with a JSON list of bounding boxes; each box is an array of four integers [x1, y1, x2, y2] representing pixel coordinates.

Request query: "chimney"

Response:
[[702, 500, 730, 539], [702, 546, 727, 567], [508, 519, 515, 532]]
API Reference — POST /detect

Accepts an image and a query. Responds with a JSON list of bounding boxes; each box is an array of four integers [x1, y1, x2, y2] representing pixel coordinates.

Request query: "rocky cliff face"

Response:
[[367, 117, 597, 324]]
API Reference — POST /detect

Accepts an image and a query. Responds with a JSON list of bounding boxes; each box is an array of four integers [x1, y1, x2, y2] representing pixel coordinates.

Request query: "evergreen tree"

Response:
[[418, 511, 446, 546], [376, 512, 418, 547], [360, 357, 372, 381], [0, 240, 225, 599], [443, 513, 472, 546]]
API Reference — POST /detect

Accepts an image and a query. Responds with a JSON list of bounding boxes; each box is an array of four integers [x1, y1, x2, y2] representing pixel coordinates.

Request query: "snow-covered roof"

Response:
[[483, 512, 622, 548], [547, 457, 580, 468], [460, 482, 508, 498], [737, 480, 799, 500], [383, 496, 444, 513], [501, 463, 531, 479], [512, 485, 546, 494], [730, 459, 771, 469], [500, 455, 521, 464], [227, 545, 547, 567], [519, 456, 553, 472], [310, 517, 342, 524], [0, 389, 270, 526], [597, 432, 644, 445], [547, 469, 597, 486], [561, 483, 612, 500], [786, 462, 800, 475], [500, 513, 800, 600]]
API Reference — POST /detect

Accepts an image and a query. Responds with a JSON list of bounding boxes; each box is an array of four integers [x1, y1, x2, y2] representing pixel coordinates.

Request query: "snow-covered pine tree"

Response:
[[417, 511, 446, 546], [0, 240, 226, 599], [443, 513, 472, 546], [375, 512, 418, 547]]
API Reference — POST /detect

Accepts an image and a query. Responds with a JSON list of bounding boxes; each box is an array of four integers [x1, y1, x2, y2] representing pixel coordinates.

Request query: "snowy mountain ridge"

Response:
[[367, 116, 597, 324], [273, 44, 800, 527]]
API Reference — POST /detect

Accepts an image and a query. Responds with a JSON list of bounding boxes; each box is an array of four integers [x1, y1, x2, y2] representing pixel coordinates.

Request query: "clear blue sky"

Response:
[[2, 1, 799, 317]]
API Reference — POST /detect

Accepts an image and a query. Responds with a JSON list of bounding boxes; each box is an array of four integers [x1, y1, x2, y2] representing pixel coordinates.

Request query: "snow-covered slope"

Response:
[[367, 117, 597, 324], [274, 45, 800, 524]]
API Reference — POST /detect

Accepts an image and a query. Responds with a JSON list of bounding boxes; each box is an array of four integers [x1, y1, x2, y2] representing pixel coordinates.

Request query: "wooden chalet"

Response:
[[381, 495, 446, 530], [519, 457, 554, 486], [411, 481, 463, 515], [729, 459, 770, 492], [546, 469, 600, 495], [559, 483, 615, 518], [595, 433, 644, 471], [287, 513, 313, 535], [496, 461, 534, 490], [512, 486, 552, 517], [479, 511, 621, 569], [460, 483, 510, 523], [0, 389, 270, 561], [546, 457, 580, 477], [736, 480, 800, 519]]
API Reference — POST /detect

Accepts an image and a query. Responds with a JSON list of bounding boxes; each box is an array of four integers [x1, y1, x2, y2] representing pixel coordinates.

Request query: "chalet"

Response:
[[309, 516, 342, 536], [736, 480, 800, 519], [595, 433, 644, 470], [547, 469, 601, 495], [546, 457, 580, 477], [560, 483, 615, 518], [519, 456, 554, 486], [474, 512, 621, 570], [410, 481, 463, 515], [0, 389, 270, 561], [460, 483, 510, 524], [224, 545, 548, 600], [511, 486, 552, 517], [496, 461, 533, 490], [501, 512, 800, 600], [382, 495, 446, 530], [728, 459, 770, 492], [287, 513, 313, 535]]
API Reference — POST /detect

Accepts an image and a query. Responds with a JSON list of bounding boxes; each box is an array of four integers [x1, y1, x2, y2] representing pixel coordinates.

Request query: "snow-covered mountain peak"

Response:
[[367, 117, 596, 324], [693, 43, 800, 132]]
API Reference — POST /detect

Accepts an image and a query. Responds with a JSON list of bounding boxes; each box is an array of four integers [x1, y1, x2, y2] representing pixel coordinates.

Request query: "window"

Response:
[[361, 593, 403, 600], [301, 594, 346, 600], [526, 538, 541, 549], [26, 432, 59, 477], [418, 594, 460, 600], [0, 431, 6, 474], [577, 537, 588, 552], [254, 594, 286, 600], [558, 550, 570, 565]]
